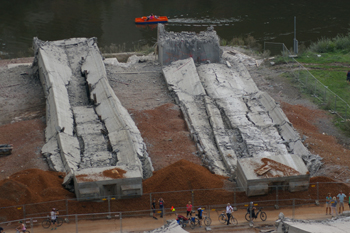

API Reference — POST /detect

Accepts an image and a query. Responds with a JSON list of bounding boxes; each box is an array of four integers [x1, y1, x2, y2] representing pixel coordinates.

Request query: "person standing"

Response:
[[348, 192, 350, 210], [331, 197, 338, 216], [197, 206, 203, 227], [337, 190, 346, 214], [226, 203, 234, 225], [158, 198, 164, 218], [186, 201, 192, 218], [347, 70, 350, 84], [326, 193, 332, 215], [50, 208, 59, 230], [152, 199, 157, 220]]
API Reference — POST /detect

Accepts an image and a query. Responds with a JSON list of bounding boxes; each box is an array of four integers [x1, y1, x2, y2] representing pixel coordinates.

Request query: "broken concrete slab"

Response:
[[157, 24, 222, 66], [33, 37, 153, 200]]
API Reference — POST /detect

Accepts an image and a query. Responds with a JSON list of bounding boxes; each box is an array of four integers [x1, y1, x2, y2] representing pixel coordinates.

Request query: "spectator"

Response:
[[158, 198, 164, 218], [326, 193, 332, 215], [186, 201, 192, 217], [197, 206, 203, 227], [226, 203, 234, 225], [50, 208, 59, 230], [347, 70, 350, 84], [337, 190, 346, 214], [348, 192, 350, 210], [152, 199, 157, 220], [0, 227, 4, 233], [331, 197, 338, 216]]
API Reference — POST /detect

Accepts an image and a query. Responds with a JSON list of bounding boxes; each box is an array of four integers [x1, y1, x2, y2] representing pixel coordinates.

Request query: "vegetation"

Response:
[[277, 33, 350, 135]]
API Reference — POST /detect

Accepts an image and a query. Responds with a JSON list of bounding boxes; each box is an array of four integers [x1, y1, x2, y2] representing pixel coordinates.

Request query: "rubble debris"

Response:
[[0, 144, 12, 156]]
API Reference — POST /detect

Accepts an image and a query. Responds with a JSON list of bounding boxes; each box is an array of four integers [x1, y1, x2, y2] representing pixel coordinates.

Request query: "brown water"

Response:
[[0, 0, 348, 58]]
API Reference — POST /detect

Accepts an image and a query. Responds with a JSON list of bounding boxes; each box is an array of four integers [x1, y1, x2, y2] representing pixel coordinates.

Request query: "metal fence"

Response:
[[1, 181, 349, 224], [264, 42, 350, 121], [0, 197, 343, 233]]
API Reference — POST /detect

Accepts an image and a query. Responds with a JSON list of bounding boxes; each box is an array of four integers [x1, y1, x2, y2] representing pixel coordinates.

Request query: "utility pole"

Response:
[[294, 16, 298, 54]]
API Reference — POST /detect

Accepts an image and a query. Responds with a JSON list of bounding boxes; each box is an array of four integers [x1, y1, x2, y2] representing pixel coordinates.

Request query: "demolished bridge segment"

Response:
[[33, 37, 153, 200]]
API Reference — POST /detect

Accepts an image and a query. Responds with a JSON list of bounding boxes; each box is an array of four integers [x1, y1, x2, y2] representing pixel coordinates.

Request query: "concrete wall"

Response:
[[157, 24, 222, 65]]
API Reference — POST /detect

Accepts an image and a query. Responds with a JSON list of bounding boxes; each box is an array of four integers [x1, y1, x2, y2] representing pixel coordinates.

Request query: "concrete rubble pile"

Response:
[[144, 220, 188, 233], [276, 212, 350, 233], [157, 24, 222, 66], [33, 37, 153, 200], [160, 26, 322, 195]]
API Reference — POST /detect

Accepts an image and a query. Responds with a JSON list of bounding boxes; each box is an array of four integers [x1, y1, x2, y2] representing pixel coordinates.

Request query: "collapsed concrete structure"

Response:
[[157, 24, 221, 66], [160, 25, 322, 196], [276, 213, 350, 233], [33, 37, 153, 200]]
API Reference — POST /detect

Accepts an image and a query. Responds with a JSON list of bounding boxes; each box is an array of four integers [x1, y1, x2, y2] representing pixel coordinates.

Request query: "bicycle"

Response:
[[42, 217, 64, 229], [245, 207, 267, 221], [16, 229, 30, 233], [218, 211, 238, 225]]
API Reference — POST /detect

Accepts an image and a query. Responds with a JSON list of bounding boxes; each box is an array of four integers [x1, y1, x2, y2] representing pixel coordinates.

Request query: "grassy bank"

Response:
[[292, 37, 350, 135]]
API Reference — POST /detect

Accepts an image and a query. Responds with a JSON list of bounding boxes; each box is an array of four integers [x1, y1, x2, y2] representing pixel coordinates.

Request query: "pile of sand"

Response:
[[0, 169, 74, 207], [143, 159, 226, 193]]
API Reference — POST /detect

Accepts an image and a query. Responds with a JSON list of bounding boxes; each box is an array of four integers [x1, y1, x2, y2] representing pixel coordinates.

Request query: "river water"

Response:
[[0, 0, 349, 58]]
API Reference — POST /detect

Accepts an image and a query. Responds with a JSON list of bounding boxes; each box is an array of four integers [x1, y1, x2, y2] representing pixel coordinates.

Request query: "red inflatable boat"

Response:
[[135, 16, 168, 24]]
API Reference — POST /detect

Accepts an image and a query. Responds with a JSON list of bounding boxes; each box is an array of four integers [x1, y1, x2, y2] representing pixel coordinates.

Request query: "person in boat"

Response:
[[146, 13, 158, 21]]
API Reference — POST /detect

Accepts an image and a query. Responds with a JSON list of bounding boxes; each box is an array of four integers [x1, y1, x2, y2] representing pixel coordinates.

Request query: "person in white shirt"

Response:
[[50, 208, 59, 230], [226, 203, 234, 225]]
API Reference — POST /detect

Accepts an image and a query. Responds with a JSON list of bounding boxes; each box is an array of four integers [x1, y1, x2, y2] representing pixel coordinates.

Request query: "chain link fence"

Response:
[[0, 196, 344, 233], [264, 42, 350, 121], [1, 182, 349, 224]]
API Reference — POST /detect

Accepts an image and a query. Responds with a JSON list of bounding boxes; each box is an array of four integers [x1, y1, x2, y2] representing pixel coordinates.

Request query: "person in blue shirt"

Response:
[[326, 193, 332, 215], [331, 197, 338, 216], [337, 190, 346, 214]]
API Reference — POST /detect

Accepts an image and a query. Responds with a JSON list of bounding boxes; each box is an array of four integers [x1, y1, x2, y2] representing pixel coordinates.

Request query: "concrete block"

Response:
[[158, 24, 222, 65], [289, 180, 309, 192]]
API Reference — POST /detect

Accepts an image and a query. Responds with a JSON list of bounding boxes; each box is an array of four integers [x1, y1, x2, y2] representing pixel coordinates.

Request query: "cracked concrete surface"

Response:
[[162, 55, 319, 194], [33, 37, 153, 199]]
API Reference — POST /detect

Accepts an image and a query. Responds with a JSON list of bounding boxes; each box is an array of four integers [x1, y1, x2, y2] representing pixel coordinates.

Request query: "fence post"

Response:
[[234, 188, 236, 208], [292, 199, 295, 219], [208, 205, 210, 219], [191, 190, 194, 207], [276, 186, 279, 207], [66, 199, 68, 216], [75, 214, 78, 233], [120, 212, 122, 233], [108, 196, 111, 217], [23, 205, 26, 219], [334, 95, 337, 112], [163, 207, 166, 225], [316, 182, 319, 201], [150, 193, 152, 212], [324, 86, 327, 103], [30, 218, 33, 233]]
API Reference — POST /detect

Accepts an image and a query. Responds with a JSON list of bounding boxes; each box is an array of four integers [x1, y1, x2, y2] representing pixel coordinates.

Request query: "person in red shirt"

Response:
[[186, 201, 192, 217]]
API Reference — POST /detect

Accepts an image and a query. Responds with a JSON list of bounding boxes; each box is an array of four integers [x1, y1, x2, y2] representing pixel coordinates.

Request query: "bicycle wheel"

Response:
[[57, 217, 64, 227], [190, 220, 196, 229], [260, 212, 267, 221], [218, 214, 226, 224], [42, 219, 51, 229], [245, 213, 251, 222], [204, 217, 212, 226], [230, 217, 238, 226], [25, 230, 31, 233]]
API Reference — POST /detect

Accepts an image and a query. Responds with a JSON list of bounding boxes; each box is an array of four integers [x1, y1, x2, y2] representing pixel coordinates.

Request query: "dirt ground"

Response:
[[0, 48, 350, 226]]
